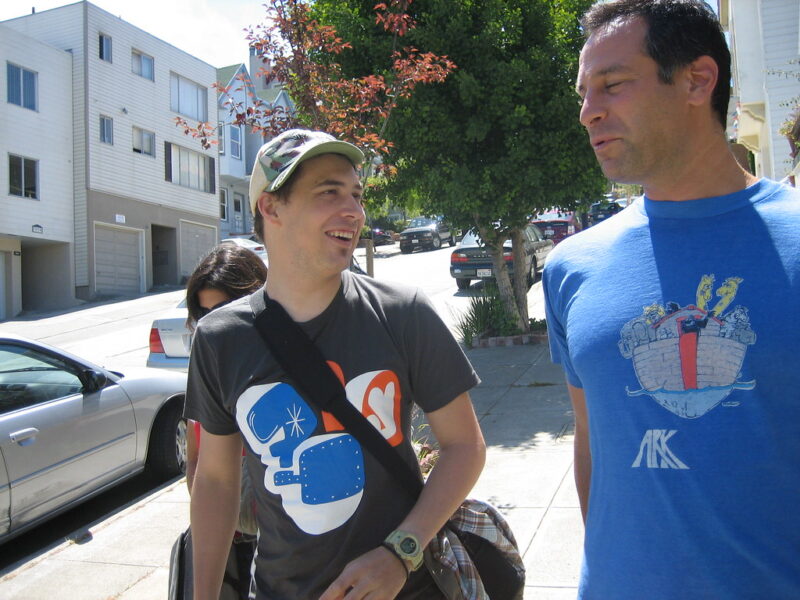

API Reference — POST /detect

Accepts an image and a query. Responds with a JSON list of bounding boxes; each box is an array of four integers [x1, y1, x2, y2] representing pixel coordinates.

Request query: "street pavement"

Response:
[[0, 342, 582, 599]]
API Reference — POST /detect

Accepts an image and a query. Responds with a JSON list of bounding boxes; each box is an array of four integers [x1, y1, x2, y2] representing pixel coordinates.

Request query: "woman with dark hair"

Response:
[[185, 242, 268, 332], [181, 242, 267, 600]]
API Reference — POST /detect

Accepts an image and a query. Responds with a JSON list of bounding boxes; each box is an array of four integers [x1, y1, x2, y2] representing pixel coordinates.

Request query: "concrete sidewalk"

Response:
[[0, 343, 582, 600]]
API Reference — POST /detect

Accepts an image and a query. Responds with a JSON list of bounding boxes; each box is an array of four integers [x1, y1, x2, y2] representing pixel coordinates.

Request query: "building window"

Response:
[[218, 123, 225, 155], [133, 126, 155, 156], [7, 63, 37, 111], [100, 116, 114, 144], [131, 50, 154, 81], [99, 34, 112, 62], [233, 192, 243, 214], [230, 126, 241, 159], [9, 154, 38, 199], [164, 142, 215, 193], [169, 73, 208, 121], [220, 189, 228, 220]]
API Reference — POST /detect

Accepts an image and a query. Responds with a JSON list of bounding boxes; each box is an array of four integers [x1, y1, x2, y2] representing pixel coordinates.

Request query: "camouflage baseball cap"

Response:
[[248, 129, 364, 214]]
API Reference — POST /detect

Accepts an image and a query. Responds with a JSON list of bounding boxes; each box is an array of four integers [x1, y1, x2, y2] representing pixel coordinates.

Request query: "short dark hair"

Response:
[[252, 162, 306, 243], [185, 243, 268, 330], [581, 0, 731, 129]]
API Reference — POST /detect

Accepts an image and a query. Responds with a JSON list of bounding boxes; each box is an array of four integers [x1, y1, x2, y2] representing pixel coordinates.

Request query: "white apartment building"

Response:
[[720, 0, 800, 183], [2, 1, 219, 312], [0, 24, 74, 319]]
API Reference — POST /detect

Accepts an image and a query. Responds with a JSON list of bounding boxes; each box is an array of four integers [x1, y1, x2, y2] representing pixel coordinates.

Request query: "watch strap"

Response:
[[381, 541, 412, 576]]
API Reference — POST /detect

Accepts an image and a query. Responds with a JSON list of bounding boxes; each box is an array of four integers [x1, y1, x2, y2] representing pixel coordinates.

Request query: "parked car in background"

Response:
[[147, 298, 192, 371], [450, 224, 554, 290], [531, 210, 582, 245], [587, 200, 623, 226], [399, 216, 455, 253], [361, 228, 394, 246], [0, 334, 187, 544], [220, 237, 268, 263]]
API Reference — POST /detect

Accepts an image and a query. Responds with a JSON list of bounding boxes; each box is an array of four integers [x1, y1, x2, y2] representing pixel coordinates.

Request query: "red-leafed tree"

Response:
[[176, 0, 455, 192]]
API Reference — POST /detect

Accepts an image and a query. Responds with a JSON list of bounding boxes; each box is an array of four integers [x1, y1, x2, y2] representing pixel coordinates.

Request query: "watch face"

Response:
[[399, 537, 418, 555]]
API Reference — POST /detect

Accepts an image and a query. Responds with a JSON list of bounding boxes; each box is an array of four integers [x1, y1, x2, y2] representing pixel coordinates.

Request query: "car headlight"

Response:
[[400, 234, 407, 239], [423, 232, 433, 237]]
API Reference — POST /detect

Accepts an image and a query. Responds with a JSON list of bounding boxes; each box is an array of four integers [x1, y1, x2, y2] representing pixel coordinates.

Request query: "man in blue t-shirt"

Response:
[[544, 1, 800, 598]]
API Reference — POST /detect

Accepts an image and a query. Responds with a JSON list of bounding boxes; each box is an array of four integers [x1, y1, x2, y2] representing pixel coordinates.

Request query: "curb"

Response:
[[470, 332, 548, 348]]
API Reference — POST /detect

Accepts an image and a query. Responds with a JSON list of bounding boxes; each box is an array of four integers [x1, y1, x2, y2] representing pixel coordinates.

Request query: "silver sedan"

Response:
[[0, 334, 187, 544]]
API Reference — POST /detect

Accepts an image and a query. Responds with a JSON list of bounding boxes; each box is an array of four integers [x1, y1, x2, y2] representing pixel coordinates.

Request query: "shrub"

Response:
[[529, 317, 548, 333], [456, 284, 521, 345]]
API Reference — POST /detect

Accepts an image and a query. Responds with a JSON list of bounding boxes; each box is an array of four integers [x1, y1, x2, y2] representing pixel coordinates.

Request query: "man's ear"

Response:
[[257, 192, 282, 225], [685, 55, 718, 107]]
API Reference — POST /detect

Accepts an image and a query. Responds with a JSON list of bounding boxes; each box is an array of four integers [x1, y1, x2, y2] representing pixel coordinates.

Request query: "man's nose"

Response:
[[342, 194, 365, 218], [579, 92, 605, 128]]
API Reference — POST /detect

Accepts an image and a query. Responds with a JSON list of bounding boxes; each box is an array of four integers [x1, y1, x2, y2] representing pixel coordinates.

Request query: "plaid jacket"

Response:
[[427, 499, 525, 600]]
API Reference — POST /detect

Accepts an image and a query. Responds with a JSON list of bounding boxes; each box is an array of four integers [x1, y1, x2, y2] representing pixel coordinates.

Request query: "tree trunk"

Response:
[[510, 228, 530, 332], [490, 248, 524, 332], [475, 219, 526, 334]]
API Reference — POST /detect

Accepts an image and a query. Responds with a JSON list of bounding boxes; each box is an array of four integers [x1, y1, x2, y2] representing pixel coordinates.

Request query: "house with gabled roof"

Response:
[[216, 63, 259, 238], [217, 56, 295, 239]]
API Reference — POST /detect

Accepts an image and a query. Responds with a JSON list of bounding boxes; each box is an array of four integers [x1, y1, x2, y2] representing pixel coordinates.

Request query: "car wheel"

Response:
[[528, 258, 538, 287], [448, 235, 456, 247], [146, 399, 187, 479], [400, 246, 412, 254], [431, 236, 442, 250], [456, 278, 471, 290]]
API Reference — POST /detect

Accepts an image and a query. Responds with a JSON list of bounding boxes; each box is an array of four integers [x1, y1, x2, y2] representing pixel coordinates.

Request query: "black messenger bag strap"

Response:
[[254, 296, 525, 600], [253, 296, 424, 497]]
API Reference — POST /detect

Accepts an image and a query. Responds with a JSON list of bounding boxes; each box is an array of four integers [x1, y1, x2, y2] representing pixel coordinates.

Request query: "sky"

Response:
[[0, 0, 269, 69], [1, 1, 721, 69]]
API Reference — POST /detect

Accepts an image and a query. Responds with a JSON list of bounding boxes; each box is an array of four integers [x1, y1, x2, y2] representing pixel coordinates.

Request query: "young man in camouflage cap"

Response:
[[185, 129, 486, 599]]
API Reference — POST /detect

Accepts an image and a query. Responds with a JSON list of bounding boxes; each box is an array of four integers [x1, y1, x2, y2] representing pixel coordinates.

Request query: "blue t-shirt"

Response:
[[544, 179, 800, 599]]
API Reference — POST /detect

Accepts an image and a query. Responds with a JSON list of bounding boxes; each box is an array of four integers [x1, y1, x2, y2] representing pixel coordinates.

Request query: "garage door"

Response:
[[0, 252, 6, 320], [95, 225, 142, 296], [179, 221, 217, 280]]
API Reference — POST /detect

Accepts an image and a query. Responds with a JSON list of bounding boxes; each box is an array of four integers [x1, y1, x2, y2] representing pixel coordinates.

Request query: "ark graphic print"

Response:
[[235, 367, 402, 534], [618, 274, 756, 419]]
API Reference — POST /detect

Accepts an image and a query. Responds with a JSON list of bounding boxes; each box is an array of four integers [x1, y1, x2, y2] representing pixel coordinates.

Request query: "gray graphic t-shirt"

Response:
[[185, 270, 479, 599]]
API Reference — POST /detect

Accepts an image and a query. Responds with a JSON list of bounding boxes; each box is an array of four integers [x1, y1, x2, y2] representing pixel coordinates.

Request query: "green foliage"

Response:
[[410, 416, 439, 474], [456, 285, 522, 346], [529, 317, 548, 333], [313, 0, 606, 330]]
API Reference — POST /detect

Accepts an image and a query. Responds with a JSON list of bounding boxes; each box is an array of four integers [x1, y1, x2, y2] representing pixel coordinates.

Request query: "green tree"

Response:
[[176, 0, 456, 217], [314, 0, 605, 330]]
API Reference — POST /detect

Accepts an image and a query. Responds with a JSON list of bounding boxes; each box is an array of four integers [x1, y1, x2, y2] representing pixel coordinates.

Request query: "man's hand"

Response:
[[318, 546, 408, 600]]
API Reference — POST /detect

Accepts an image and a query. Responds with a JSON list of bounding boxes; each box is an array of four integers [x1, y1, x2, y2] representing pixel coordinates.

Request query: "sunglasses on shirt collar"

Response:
[[196, 299, 232, 319]]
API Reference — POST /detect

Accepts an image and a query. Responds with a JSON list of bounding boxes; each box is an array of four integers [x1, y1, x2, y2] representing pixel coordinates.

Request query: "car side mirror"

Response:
[[81, 369, 108, 393]]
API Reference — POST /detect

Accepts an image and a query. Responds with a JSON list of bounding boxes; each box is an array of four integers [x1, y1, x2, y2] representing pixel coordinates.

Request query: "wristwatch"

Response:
[[382, 529, 424, 574]]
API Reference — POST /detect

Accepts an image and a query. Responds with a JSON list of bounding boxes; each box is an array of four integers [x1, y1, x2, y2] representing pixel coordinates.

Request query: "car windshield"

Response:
[[223, 238, 259, 248], [534, 212, 571, 221], [460, 231, 482, 246], [460, 230, 512, 248], [409, 217, 435, 228]]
